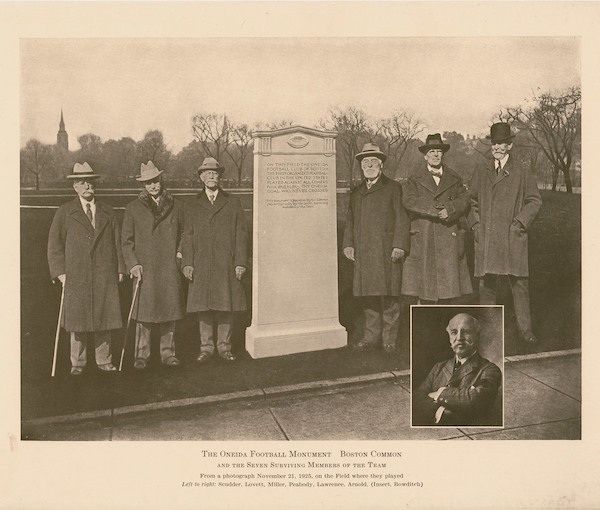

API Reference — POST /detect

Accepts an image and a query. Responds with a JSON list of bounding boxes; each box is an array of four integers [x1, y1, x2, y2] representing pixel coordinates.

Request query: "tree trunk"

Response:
[[562, 165, 573, 193], [35, 173, 40, 191], [551, 167, 559, 191]]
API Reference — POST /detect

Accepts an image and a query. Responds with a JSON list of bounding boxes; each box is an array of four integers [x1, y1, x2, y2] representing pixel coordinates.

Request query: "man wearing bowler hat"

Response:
[[402, 133, 472, 304], [342, 143, 410, 353], [182, 157, 248, 363], [468, 123, 542, 343], [121, 161, 186, 369], [47, 162, 125, 375]]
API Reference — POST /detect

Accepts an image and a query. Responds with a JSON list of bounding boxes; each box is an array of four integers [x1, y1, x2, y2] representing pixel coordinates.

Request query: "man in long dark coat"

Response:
[[121, 161, 185, 369], [412, 313, 502, 426], [182, 157, 248, 363], [402, 133, 472, 303], [468, 123, 542, 343], [342, 143, 410, 353], [47, 163, 125, 375]]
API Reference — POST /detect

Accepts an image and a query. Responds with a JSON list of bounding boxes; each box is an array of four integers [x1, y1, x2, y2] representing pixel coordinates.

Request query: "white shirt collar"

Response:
[[365, 176, 380, 189], [455, 351, 477, 365], [205, 188, 219, 199], [78, 196, 95, 213], [427, 164, 443, 175], [496, 154, 509, 170]]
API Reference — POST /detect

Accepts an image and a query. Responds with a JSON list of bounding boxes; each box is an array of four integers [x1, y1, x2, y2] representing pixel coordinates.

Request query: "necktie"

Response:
[[86, 203, 94, 228], [429, 169, 442, 178], [496, 161, 502, 173], [453, 360, 461, 372], [209, 195, 215, 205]]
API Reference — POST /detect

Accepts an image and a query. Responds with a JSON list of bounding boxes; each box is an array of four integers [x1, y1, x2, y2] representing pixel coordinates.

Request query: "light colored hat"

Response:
[[355, 143, 387, 163], [67, 162, 100, 180], [197, 157, 225, 175], [137, 161, 164, 182]]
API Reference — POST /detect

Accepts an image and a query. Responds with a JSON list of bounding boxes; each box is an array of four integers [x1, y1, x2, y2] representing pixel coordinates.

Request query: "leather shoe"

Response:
[[353, 342, 376, 352], [220, 351, 236, 362], [98, 363, 116, 372], [521, 331, 539, 343], [134, 359, 147, 370], [383, 343, 396, 354], [70, 366, 84, 376], [196, 352, 213, 364], [163, 356, 181, 367]]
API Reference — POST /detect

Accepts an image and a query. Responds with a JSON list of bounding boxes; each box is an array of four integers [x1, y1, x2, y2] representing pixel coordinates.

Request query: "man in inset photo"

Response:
[[412, 310, 502, 427]]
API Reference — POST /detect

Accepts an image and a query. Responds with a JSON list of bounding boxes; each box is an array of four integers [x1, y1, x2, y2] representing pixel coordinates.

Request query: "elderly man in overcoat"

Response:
[[182, 157, 248, 363], [412, 313, 502, 426], [47, 163, 125, 375], [121, 161, 186, 369], [343, 143, 410, 353], [402, 133, 472, 304], [468, 123, 542, 343]]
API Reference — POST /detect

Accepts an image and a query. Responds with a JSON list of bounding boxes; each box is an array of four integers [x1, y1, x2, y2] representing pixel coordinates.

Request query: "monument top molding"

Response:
[[252, 125, 338, 140]]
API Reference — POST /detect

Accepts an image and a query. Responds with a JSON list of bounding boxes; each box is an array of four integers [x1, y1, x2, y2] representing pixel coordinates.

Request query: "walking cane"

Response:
[[51, 283, 65, 377], [119, 277, 141, 372]]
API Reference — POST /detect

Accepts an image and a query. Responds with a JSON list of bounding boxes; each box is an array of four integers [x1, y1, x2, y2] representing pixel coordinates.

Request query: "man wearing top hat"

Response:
[[468, 123, 542, 343], [402, 133, 472, 304], [342, 143, 410, 353], [182, 157, 248, 363], [121, 161, 186, 369], [47, 163, 125, 375]]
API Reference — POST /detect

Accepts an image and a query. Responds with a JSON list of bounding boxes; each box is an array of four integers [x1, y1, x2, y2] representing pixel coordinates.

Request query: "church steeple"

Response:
[[57, 109, 68, 152]]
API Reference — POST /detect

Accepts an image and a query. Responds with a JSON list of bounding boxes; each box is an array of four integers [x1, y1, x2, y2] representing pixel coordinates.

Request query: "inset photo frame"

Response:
[[410, 305, 504, 428]]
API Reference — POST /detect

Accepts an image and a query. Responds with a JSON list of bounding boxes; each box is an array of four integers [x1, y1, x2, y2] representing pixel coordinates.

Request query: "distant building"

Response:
[[57, 110, 68, 153]]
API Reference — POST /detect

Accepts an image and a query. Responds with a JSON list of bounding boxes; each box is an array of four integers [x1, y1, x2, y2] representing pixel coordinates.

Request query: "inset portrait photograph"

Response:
[[411, 306, 503, 428]]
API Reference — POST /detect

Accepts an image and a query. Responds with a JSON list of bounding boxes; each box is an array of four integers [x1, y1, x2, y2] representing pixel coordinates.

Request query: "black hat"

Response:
[[418, 133, 450, 154], [487, 123, 515, 144]]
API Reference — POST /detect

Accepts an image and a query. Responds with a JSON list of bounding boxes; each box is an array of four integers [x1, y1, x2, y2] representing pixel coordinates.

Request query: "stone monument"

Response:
[[245, 126, 348, 358]]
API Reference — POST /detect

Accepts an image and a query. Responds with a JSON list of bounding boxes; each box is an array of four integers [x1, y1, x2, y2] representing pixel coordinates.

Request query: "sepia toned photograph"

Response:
[[411, 306, 503, 428], [19, 35, 581, 442], [4, 2, 598, 509]]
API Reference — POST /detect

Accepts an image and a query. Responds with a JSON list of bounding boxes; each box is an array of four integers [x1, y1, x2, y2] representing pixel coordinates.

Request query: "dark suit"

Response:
[[412, 352, 502, 426]]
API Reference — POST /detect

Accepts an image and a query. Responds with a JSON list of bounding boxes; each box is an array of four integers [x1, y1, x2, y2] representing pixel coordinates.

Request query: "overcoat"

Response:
[[468, 156, 542, 277], [401, 165, 473, 301], [182, 189, 248, 312], [413, 352, 502, 426], [342, 174, 410, 297], [47, 198, 125, 332], [121, 191, 186, 323]]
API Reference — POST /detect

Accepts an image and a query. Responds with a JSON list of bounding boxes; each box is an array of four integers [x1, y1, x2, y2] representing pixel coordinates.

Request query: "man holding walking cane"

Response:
[[47, 163, 125, 375], [121, 161, 186, 369]]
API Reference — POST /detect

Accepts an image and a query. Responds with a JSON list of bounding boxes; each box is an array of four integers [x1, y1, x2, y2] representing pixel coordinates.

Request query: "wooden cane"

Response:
[[51, 284, 65, 377], [119, 277, 141, 372]]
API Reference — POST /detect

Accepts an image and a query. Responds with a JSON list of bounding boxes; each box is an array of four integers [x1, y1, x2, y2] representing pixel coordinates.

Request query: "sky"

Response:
[[20, 37, 580, 153]]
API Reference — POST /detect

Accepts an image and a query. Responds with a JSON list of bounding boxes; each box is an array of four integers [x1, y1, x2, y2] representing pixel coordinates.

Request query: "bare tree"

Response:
[[20, 139, 54, 190], [503, 86, 581, 193], [137, 130, 172, 170], [320, 106, 373, 185], [376, 110, 424, 179], [223, 123, 254, 187], [77, 133, 103, 155], [191, 113, 232, 162]]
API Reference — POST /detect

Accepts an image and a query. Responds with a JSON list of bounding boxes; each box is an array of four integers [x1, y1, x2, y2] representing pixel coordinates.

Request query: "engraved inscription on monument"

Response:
[[245, 126, 348, 359]]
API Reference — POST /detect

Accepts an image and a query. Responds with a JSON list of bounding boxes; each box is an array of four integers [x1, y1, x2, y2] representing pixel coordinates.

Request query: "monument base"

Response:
[[245, 320, 347, 359]]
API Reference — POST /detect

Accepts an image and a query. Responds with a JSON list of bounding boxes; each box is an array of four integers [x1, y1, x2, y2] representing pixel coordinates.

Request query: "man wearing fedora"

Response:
[[182, 157, 248, 363], [342, 143, 410, 353], [402, 134, 472, 304], [468, 123, 542, 343], [47, 163, 125, 375], [121, 161, 186, 369]]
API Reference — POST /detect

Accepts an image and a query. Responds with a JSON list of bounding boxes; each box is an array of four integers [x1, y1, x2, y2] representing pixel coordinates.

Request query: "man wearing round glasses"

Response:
[[342, 143, 410, 353]]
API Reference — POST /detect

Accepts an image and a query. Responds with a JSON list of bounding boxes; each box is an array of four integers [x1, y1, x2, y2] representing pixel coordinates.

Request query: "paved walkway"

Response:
[[22, 350, 581, 441]]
